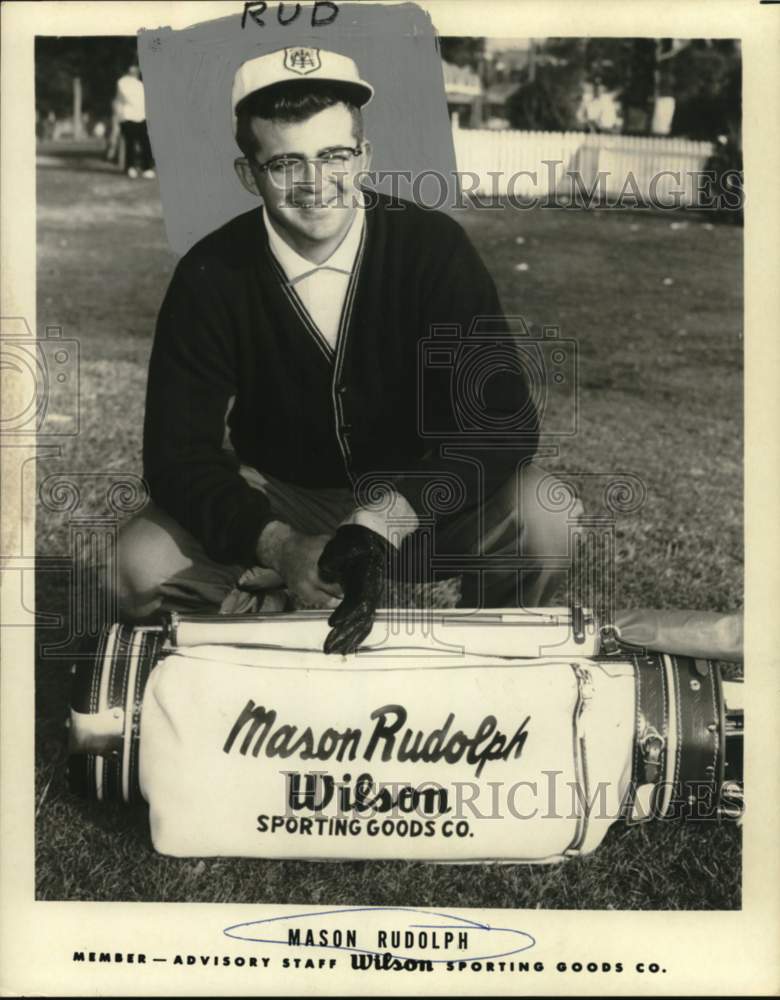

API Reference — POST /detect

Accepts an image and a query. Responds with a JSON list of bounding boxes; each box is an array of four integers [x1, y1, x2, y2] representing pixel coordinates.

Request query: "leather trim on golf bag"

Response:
[[68, 624, 162, 804], [623, 654, 725, 824]]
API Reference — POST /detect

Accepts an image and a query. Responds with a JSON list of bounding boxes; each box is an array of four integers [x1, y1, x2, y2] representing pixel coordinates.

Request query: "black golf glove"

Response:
[[317, 524, 397, 655]]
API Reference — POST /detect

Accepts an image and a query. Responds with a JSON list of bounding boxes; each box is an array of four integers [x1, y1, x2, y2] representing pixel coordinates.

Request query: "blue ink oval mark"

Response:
[[223, 906, 535, 965]]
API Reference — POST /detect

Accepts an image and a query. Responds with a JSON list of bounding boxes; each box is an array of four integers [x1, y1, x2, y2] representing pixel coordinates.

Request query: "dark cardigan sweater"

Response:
[[143, 194, 539, 565]]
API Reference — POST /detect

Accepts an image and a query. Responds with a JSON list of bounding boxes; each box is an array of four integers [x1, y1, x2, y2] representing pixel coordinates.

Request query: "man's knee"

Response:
[[498, 464, 583, 558], [109, 505, 243, 621], [111, 514, 171, 622]]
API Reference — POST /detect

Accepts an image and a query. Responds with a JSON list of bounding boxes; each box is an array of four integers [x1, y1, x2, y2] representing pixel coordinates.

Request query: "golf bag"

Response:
[[67, 608, 743, 862]]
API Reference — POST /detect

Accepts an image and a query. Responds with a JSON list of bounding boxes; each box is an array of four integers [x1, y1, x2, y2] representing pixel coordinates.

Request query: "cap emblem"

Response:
[[283, 47, 321, 75]]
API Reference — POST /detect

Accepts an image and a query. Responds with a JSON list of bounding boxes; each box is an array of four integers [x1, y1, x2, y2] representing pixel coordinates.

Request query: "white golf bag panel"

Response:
[[67, 609, 743, 862], [138, 651, 634, 861]]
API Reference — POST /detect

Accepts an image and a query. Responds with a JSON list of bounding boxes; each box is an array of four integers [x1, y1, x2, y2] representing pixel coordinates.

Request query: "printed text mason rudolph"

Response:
[[223, 702, 530, 778]]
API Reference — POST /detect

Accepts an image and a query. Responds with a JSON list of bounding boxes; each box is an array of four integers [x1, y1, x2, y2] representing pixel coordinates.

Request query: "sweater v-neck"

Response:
[[256, 206, 368, 366]]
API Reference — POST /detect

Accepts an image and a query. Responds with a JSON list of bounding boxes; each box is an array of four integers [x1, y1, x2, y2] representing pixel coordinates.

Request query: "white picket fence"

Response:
[[451, 127, 715, 206]]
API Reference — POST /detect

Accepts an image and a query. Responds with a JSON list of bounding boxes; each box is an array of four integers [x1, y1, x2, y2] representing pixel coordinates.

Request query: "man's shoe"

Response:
[[127, 167, 139, 178], [142, 169, 156, 179]]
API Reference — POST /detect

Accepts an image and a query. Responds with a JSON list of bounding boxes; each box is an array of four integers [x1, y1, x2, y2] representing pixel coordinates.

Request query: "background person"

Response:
[[115, 64, 155, 178]]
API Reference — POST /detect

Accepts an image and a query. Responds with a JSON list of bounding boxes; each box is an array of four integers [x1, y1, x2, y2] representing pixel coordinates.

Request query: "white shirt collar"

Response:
[[263, 198, 365, 283]]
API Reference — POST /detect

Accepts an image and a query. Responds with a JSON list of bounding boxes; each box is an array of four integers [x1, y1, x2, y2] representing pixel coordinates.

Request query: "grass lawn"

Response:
[[35, 152, 742, 907]]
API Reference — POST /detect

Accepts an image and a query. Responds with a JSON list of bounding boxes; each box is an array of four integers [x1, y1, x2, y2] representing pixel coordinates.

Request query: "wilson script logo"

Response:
[[222, 702, 530, 779]]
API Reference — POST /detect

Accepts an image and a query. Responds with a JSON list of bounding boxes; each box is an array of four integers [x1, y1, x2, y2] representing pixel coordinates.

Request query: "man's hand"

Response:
[[256, 522, 343, 608], [317, 524, 396, 655]]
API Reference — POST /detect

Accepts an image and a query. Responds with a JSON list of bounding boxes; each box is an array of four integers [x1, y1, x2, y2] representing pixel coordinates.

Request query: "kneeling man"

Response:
[[118, 47, 580, 652]]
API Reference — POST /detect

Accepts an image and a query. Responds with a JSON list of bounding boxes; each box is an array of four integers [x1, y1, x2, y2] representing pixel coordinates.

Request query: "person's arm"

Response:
[[143, 258, 274, 566]]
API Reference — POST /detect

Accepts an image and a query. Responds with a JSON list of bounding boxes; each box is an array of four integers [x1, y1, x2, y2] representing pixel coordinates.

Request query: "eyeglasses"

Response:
[[256, 145, 364, 183]]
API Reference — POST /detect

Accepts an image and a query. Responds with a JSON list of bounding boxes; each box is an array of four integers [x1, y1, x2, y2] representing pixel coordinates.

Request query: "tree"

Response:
[[583, 37, 741, 139], [580, 38, 656, 133], [506, 39, 585, 131], [668, 40, 741, 141], [438, 36, 485, 71], [35, 37, 139, 119]]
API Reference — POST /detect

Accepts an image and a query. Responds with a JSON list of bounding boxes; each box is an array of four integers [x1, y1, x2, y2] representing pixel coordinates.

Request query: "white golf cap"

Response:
[[232, 47, 374, 117]]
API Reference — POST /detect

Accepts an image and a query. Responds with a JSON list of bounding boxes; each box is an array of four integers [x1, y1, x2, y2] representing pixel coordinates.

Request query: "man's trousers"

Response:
[[120, 119, 153, 173]]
